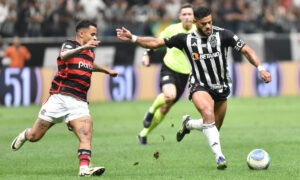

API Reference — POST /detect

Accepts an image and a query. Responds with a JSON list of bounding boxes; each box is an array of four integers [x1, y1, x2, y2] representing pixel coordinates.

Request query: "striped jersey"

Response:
[[164, 26, 245, 92], [50, 40, 95, 101]]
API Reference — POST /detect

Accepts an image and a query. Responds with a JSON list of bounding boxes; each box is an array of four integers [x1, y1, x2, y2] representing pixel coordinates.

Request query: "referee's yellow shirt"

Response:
[[159, 22, 196, 74]]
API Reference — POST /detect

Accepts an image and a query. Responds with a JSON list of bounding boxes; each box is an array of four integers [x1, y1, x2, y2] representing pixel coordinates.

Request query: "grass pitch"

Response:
[[0, 96, 300, 180]]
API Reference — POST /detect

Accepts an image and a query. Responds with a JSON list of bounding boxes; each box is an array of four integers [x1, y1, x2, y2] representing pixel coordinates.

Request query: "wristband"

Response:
[[131, 35, 137, 43], [257, 65, 265, 72]]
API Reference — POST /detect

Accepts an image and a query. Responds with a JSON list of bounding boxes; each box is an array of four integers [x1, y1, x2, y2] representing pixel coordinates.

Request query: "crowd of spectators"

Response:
[[0, 0, 300, 38]]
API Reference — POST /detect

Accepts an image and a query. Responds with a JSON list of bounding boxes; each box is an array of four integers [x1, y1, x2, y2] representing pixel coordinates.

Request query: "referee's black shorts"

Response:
[[159, 62, 189, 103]]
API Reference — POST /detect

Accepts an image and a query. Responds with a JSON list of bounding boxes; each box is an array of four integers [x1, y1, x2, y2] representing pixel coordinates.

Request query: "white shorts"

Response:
[[38, 93, 90, 124]]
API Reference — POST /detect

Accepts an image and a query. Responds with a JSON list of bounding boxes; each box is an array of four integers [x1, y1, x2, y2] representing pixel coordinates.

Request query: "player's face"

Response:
[[194, 15, 212, 36], [179, 7, 194, 30], [82, 25, 97, 44]]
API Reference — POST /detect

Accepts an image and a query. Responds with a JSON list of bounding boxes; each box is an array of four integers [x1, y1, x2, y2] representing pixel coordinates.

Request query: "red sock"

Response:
[[78, 149, 91, 168]]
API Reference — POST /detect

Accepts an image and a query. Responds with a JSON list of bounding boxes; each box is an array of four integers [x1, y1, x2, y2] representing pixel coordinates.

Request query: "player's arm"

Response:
[[240, 45, 272, 83], [93, 64, 118, 77], [60, 40, 100, 61], [142, 49, 154, 67], [224, 29, 272, 83], [116, 27, 166, 49], [142, 26, 169, 67]]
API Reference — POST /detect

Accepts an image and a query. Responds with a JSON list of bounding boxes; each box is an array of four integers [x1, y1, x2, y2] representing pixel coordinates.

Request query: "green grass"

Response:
[[0, 96, 300, 180]]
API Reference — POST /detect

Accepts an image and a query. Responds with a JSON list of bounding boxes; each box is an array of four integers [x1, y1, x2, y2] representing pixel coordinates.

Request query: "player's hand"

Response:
[[142, 55, 150, 67], [83, 40, 101, 50], [108, 69, 118, 77], [260, 70, 272, 83], [116, 27, 132, 42]]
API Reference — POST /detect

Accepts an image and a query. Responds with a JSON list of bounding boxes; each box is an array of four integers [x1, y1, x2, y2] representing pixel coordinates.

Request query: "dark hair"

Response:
[[193, 6, 211, 19], [180, 3, 193, 11], [75, 20, 97, 32]]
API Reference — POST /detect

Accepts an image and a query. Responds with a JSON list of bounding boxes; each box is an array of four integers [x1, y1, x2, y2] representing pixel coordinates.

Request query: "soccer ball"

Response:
[[247, 149, 270, 170]]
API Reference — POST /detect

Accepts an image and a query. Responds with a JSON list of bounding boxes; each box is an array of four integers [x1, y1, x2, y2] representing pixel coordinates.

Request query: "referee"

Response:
[[117, 6, 271, 169], [138, 3, 196, 145]]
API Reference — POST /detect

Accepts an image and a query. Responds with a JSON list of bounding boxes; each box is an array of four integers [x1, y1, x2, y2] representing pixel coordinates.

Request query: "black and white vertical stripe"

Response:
[[184, 27, 231, 90]]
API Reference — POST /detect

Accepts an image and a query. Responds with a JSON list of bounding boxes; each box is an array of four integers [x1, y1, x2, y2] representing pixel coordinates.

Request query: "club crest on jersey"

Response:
[[209, 35, 217, 48]]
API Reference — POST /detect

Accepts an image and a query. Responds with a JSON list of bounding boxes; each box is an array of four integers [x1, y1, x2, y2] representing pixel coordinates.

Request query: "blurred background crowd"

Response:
[[1, 0, 300, 38]]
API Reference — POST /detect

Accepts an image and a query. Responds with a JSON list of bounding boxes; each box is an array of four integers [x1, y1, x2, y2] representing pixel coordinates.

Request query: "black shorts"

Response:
[[159, 62, 190, 103], [188, 82, 230, 102]]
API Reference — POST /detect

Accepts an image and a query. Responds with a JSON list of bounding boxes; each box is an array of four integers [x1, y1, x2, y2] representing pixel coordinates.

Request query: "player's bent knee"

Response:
[[165, 95, 176, 103], [160, 105, 172, 114], [202, 110, 214, 121]]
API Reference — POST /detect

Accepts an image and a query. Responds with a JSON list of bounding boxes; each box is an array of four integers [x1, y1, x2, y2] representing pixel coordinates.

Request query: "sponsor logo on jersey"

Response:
[[199, 51, 221, 60], [78, 61, 93, 70]]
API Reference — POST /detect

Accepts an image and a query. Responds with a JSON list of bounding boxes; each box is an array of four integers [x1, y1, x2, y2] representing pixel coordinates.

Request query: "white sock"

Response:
[[202, 123, 224, 161], [80, 165, 89, 169], [186, 118, 203, 131], [19, 128, 29, 141]]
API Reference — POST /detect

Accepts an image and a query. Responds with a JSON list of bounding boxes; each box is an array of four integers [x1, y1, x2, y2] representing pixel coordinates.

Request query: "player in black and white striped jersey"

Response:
[[116, 6, 271, 169]]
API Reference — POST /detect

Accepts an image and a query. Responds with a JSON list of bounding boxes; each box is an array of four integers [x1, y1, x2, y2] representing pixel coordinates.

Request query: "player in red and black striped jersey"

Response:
[[50, 39, 96, 101], [11, 20, 118, 177]]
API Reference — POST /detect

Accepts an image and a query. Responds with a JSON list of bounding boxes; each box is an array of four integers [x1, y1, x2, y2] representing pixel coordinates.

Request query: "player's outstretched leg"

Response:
[[11, 128, 29, 151], [176, 115, 191, 142], [78, 166, 105, 177]]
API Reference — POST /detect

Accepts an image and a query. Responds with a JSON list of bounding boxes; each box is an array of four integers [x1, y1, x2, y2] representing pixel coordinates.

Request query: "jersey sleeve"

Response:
[[164, 33, 186, 50], [60, 40, 76, 52], [222, 29, 246, 52]]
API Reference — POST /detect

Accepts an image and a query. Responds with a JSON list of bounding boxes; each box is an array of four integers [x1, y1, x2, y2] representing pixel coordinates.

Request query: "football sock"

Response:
[[78, 149, 91, 169], [139, 110, 165, 137], [186, 118, 203, 131], [149, 93, 166, 114], [139, 128, 149, 137], [148, 110, 165, 133], [202, 123, 224, 161]]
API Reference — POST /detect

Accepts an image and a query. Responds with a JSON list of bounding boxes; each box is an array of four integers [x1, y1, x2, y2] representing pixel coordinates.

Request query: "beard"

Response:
[[197, 27, 211, 36]]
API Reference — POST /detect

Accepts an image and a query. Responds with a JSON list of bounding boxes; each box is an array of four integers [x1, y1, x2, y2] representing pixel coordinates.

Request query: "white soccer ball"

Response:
[[247, 149, 270, 170]]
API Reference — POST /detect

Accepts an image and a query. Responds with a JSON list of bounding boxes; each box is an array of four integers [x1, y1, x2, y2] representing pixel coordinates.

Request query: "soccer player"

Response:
[[138, 3, 196, 145], [11, 20, 118, 176], [116, 6, 272, 169]]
